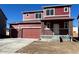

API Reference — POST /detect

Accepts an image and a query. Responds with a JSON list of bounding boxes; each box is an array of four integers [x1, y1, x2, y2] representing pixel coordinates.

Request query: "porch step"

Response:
[[40, 35, 72, 42]]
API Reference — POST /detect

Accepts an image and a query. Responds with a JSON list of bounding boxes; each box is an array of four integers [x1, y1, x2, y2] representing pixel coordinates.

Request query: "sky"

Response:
[[0, 4, 78, 28]]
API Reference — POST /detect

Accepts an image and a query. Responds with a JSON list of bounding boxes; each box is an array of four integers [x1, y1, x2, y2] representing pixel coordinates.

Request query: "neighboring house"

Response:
[[0, 8, 7, 38], [73, 27, 78, 37], [77, 14, 79, 37], [10, 5, 73, 40]]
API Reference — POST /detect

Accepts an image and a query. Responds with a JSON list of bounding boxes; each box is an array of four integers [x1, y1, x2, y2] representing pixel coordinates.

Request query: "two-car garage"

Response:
[[22, 28, 41, 38], [10, 21, 41, 40]]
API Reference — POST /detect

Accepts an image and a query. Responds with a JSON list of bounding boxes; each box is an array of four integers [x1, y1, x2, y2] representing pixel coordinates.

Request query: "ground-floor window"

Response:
[[64, 22, 68, 29]]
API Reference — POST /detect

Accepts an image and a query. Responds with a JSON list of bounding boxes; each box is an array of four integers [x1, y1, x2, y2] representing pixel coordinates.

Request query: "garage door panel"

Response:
[[22, 28, 41, 38]]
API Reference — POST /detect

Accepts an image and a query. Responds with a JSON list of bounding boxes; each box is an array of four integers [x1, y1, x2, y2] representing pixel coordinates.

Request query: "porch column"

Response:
[[18, 29, 21, 38], [18, 24, 22, 38], [41, 21, 45, 35], [69, 21, 73, 36]]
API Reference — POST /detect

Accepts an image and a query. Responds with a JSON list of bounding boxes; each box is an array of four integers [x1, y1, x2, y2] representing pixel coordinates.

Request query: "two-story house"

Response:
[[10, 5, 73, 40], [0, 8, 7, 38]]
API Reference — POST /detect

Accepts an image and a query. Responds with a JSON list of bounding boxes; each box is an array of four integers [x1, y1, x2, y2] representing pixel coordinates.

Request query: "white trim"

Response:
[[11, 27, 19, 29], [44, 14, 69, 17], [53, 8, 55, 15], [11, 26, 41, 29], [20, 27, 41, 29], [23, 19, 42, 21], [34, 18, 42, 20], [64, 7, 69, 12]]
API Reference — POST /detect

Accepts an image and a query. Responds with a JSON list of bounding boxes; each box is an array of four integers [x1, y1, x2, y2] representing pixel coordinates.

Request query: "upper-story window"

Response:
[[64, 7, 69, 12], [35, 13, 41, 18], [46, 8, 55, 16]]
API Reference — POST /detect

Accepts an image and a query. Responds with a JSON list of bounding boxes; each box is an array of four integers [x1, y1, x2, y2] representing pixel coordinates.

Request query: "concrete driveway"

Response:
[[0, 38, 35, 53]]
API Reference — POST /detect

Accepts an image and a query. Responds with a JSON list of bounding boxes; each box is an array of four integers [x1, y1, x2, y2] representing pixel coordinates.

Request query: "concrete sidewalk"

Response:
[[0, 38, 35, 53]]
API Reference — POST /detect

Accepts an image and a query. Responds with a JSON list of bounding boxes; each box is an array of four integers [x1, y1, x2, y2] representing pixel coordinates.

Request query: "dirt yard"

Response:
[[16, 41, 79, 54]]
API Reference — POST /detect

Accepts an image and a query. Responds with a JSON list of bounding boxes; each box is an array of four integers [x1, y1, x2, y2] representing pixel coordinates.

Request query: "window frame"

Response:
[[35, 13, 42, 19], [64, 7, 69, 12], [46, 8, 55, 16]]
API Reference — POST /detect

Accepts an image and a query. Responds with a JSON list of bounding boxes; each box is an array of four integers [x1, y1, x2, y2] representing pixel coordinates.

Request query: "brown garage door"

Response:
[[22, 28, 41, 39]]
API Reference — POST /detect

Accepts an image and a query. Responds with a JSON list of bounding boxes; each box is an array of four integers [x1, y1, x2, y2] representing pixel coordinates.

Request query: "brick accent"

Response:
[[69, 21, 73, 36]]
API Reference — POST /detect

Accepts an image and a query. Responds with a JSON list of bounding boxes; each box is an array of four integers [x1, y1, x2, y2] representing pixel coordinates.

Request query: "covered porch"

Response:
[[41, 18, 73, 36]]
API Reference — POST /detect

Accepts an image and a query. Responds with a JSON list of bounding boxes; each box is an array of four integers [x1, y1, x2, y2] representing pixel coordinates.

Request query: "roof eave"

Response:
[[22, 10, 43, 14], [43, 5, 72, 9]]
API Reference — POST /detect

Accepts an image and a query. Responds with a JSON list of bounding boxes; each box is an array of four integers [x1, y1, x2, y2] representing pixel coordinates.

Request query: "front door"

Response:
[[53, 24, 59, 35]]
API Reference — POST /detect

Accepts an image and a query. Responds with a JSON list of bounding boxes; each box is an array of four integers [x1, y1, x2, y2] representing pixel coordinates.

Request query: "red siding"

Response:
[[55, 7, 69, 15], [43, 7, 70, 19], [23, 7, 70, 20], [23, 13, 35, 19], [23, 12, 43, 20]]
